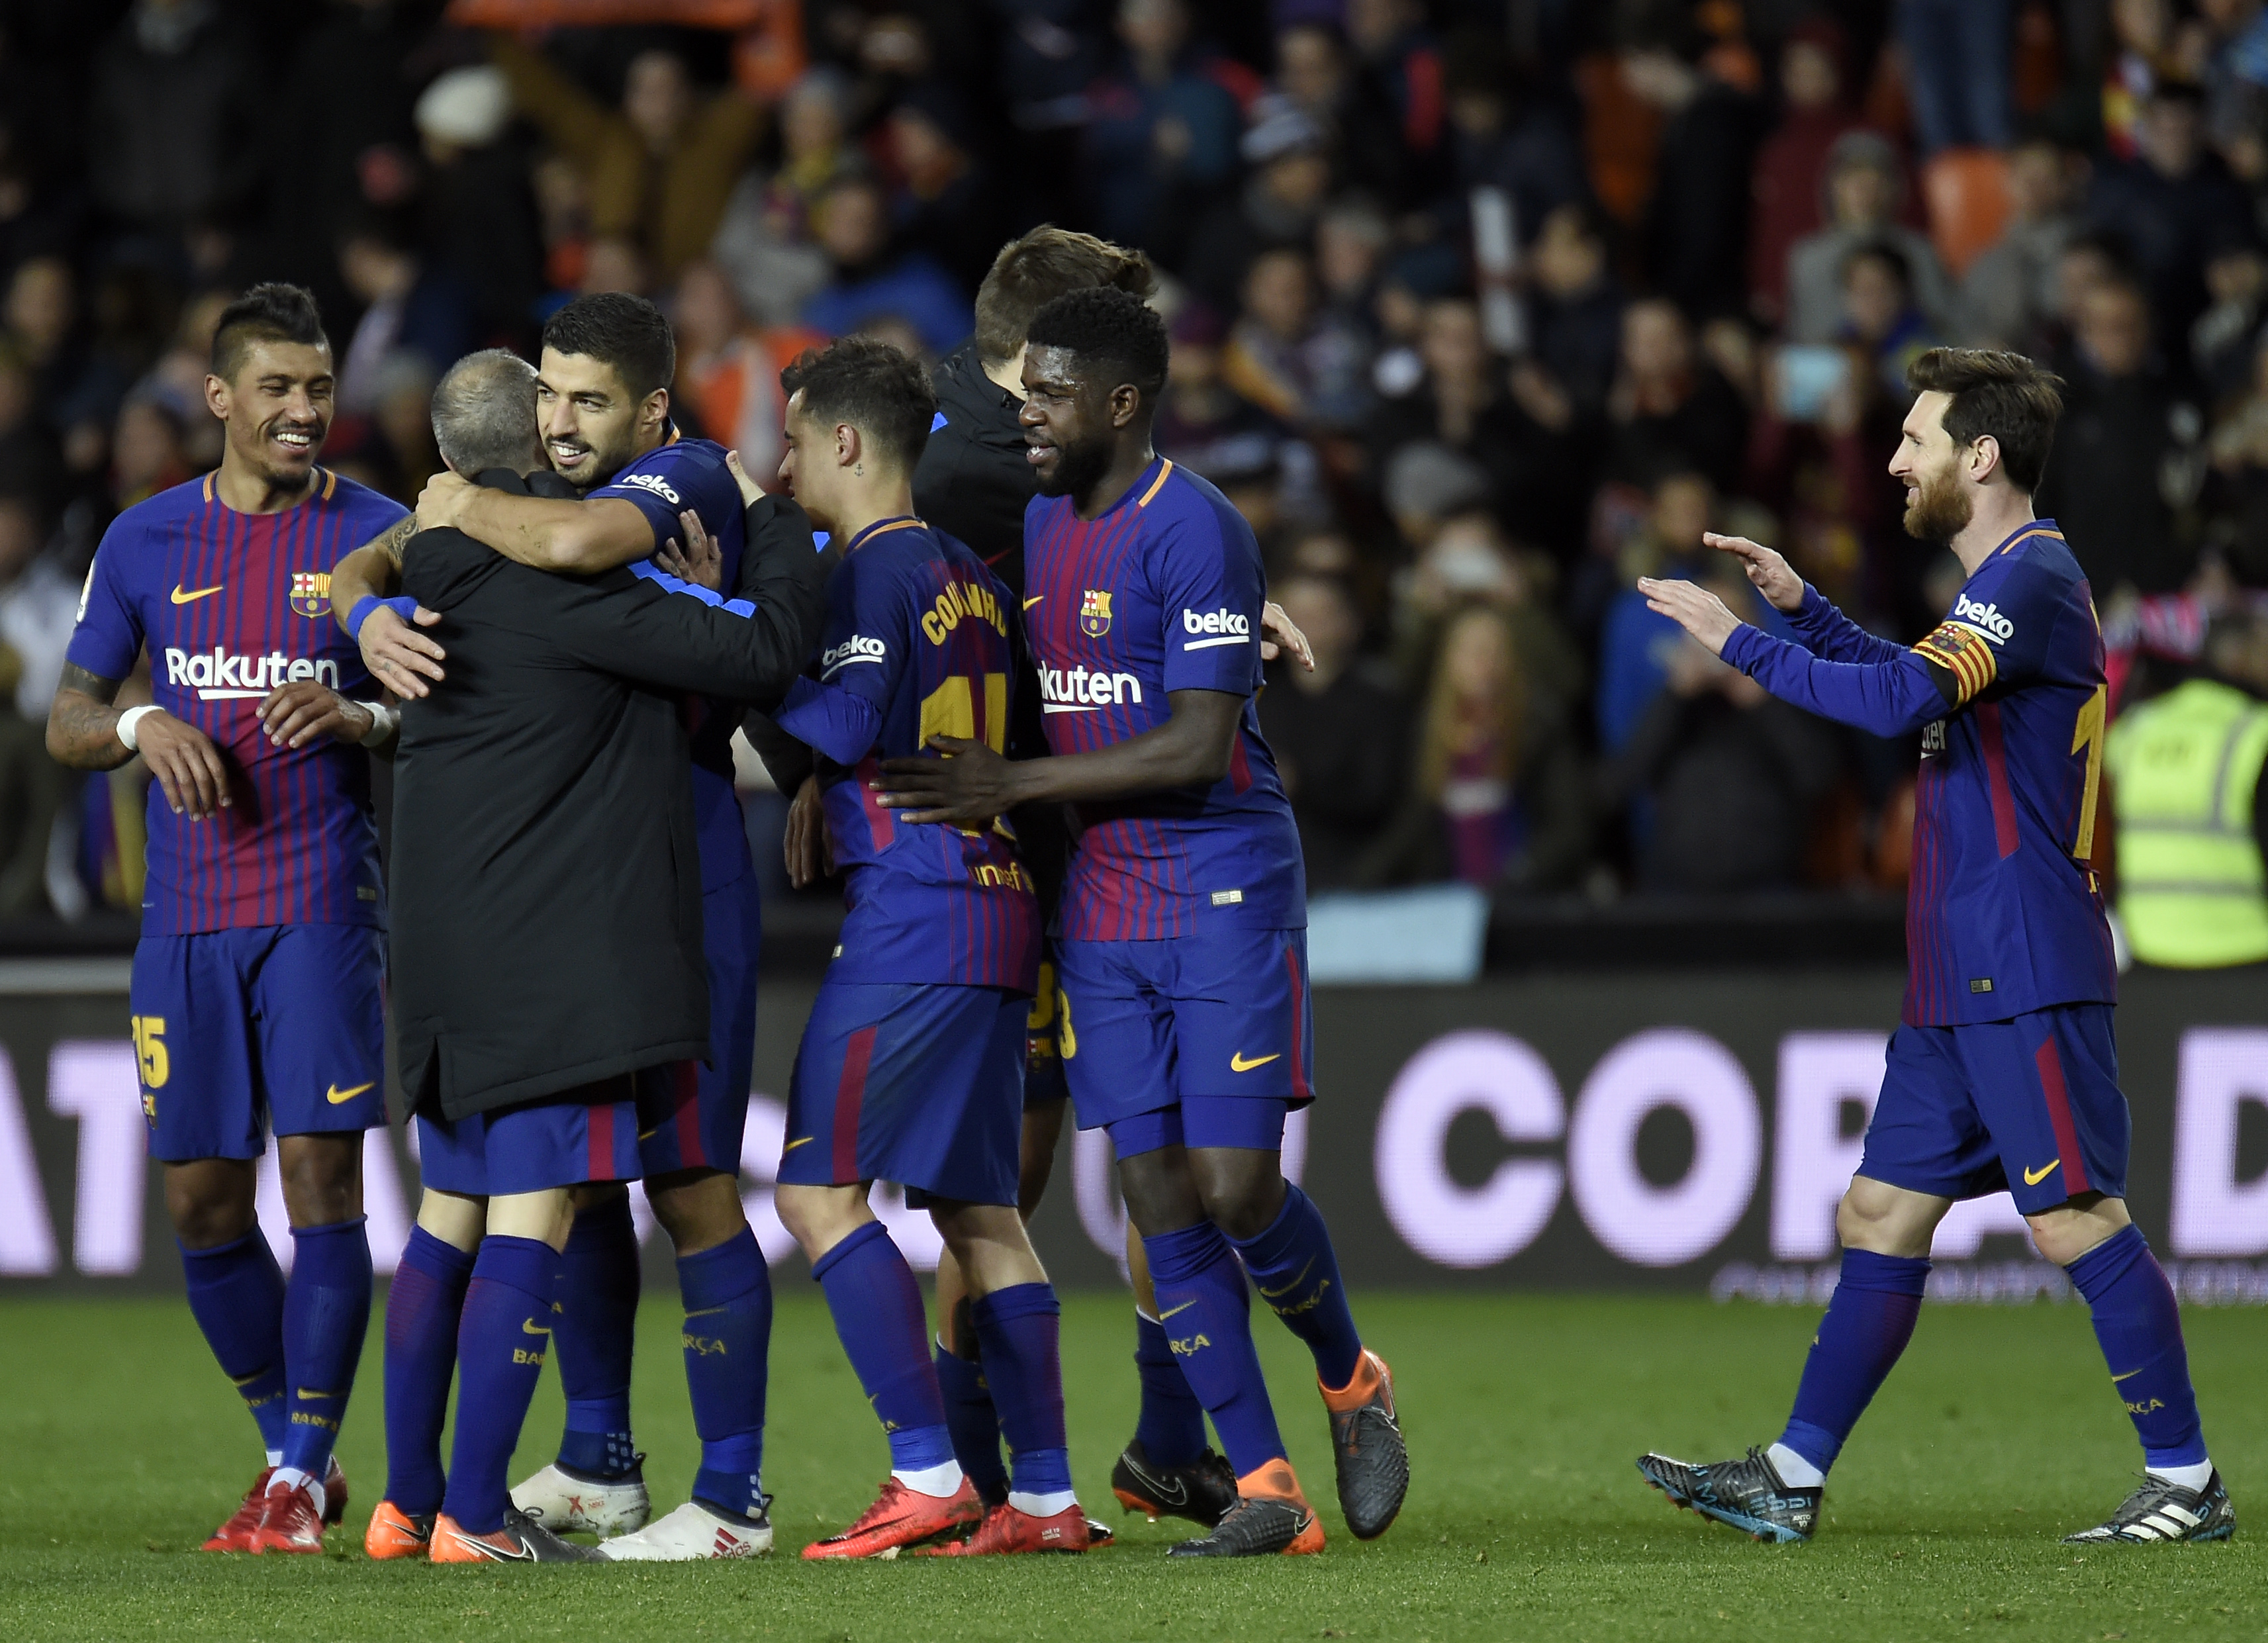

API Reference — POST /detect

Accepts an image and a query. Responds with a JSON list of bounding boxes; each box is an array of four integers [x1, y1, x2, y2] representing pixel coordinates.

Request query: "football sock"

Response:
[[935, 1333, 1009, 1499], [1131, 1308, 1207, 1468], [443, 1235, 561, 1535], [1777, 1247, 1931, 1477], [812, 1221, 958, 1485], [278, 1217, 373, 1493], [1227, 1183, 1364, 1390], [1141, 1221, 1286, 1478], [382, 1225, 476, 1516], [2065, 1224, 2209, 1474], [179, 1229, 290, 1459], [971, 1283, 1075, 1517], [677, 1227, 773, 1518], [551, 1195, 641, 1480]]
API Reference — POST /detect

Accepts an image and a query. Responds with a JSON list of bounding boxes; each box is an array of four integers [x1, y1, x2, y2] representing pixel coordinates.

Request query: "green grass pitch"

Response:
[[1, 1290, 2261, 1641]]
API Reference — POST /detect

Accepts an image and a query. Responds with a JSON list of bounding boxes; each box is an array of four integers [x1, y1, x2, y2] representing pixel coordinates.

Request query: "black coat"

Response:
[[914, 342, 1038, 596], [391, 476, 831, 1120]]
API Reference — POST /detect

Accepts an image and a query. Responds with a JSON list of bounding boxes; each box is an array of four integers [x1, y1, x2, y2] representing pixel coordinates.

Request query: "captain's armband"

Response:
[[1911, 622, 1997, 709]]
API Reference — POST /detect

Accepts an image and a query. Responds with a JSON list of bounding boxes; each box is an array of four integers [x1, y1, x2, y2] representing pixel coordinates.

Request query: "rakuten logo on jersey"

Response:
[[1952, 594, 2014, 642], [1038, 661, 1143, 713], [822, 635, 886, 675], [1181, 607, 1251, 651], [164, 647, 340, 700], [617, 472, 682, 506]]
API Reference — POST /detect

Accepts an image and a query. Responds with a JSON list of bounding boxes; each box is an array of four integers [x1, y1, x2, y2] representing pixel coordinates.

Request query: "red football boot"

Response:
[[247, 1479, 327, 1554], [800, 1477, 982, 1560], [201, 1468, 276, 1553], [917, 1500, 1090, 1556]]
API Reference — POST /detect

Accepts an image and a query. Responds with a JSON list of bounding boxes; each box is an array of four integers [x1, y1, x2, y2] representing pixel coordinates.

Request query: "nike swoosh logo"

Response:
[[325, 1081, 375, 1105], [2112, 1368, 2144, 1382], [461, 1532, 535, 1562], [2022, 1160, 2059, 1186], [171, 583, 224, 604], [1023, 596, 1044, 609], [782, 1135, 816, 1151], [1120, 1456, 1189, 1507], [522, 1317, 551, 1337], [295, 1387, 346, 1401], [1256, 1257, 1315, 1300], [638, 1127, 657, 1139], [1158, 1299, 1198, 1321], [1229, 1052, 1281, 1073]]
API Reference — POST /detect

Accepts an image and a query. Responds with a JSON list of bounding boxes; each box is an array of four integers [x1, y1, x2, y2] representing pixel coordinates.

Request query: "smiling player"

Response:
[[47, 283, 406, 1554]]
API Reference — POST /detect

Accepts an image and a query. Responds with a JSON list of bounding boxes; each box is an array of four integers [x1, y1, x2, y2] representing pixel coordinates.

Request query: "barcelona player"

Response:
[[874, 287, 1409, 1558], [1635, 348, 2233, 1546], [46, 284, 406, 1554]]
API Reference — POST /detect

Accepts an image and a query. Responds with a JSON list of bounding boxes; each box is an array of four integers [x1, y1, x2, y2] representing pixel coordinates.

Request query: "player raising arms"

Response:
[[47, 285, 406, 1554], [1636, 348, 2232, 1546], [875, 287, 1409, 1558]]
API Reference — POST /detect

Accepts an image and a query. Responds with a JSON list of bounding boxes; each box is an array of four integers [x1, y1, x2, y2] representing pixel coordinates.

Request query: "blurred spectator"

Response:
[[1390, 506, 1586, 709], [1439, 30, 1587, 246], [673, 260, 818, 487], [1748, 19, 1865, 331], [110, 397, 189, 512], [128, 288, 228, 471], [289, 0, 423, 252], [1897, 0, 2016, 154], [1785, 133, 1954, 345], [1526, 202, 1624, 419], [1273, 20, 1405, 207], [1345, 0, 1446, 198], [1958, 139, 2082, 350], [885, 85, 1007, 300], [2038, 277, 2206, 594], [1625, 32, 1762, 324], [1255, 573, 1408, 888], [1840, 242, 1940, 397], [800, 175, 970, 356], [1154, 304, 1318, 536], [2087, 79, 2256, 354], [2208, 334, 2268, 582], [712, 68, 855, 327], [2103, 0, 2182, 159], [1604, 299, 1748, 493], [335, 216, 477, 416], [1184, 100, 1335, 313], [1221, 246, 1372, 432], [0, 492, 73, 915], [1082, 0, 1243, 267], [1595, 469, 1717, 751], [493, 37, 763, 285], [7, 256, 126, 484], [86, 0, 261, 234], [2194, 242, 2268, 402], [0, 342, 60, 510], [415, 66, 545, 348]]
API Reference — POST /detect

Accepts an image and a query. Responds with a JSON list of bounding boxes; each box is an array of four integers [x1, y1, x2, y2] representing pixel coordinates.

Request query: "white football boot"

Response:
[[598, 1499, 774, 1560], [509, 1461, 651, 1537]]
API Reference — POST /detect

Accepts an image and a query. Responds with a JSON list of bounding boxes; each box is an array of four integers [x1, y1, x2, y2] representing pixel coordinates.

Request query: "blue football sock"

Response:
[[811, 1221, 955, 1478], [1132, 1308, 1207, 1468], [443, 1235, 561, 1535], [551, 1195, 640, 1479], [1142, 1221, 1286, 1478], [383, 1226, 475, 1515], [971, 1283, 1072, 1504], [1778, 1248, 1931, 1476], [677, 1227, 773, 1517], [1227, 1184, 1364, 1390], [2066, 1224, 2208, 1471], [179, 1230, 290, 1458], [935, 1337, 1008, 1498], [279, 1217, 373, 1481]]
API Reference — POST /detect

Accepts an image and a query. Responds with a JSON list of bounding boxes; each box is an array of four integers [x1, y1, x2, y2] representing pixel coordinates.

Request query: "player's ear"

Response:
[[1109, 383, 1141, 430], [642, 387, 670, 434], [204, 374, 231, 422], [1969, 433, 2001, 483]]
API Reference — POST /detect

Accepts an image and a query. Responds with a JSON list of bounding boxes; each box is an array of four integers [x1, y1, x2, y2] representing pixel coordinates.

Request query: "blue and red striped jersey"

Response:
[[1023, 457, 1304, 941], [66, 469, 406, 935], [774, 515, 1041, 991]]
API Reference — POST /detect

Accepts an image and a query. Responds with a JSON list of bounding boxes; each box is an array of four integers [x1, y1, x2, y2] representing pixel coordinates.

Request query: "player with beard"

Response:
[[871, 287, 1409, 1558], [331, 295, 779, 1559], [1634, 348, 2232, 1546]]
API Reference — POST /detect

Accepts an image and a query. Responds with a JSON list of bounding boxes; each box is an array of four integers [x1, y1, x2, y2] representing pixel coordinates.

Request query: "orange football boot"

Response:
[[1167, 1458, 1325, 1558], [801, 1477, 982, 1560], [364, 1500, 436, 1560]]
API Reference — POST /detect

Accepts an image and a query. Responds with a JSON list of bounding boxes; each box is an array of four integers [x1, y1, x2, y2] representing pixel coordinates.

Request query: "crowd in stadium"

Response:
[[3, 0, 2267, 918]]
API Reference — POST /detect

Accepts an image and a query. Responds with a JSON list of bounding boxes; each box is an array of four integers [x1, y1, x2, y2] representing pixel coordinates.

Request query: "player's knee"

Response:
[[1190, 1153, 1285, 1243], [775, 1183, 868, 1260], [276, 1134, 361, 1227], [645, 1168, 745, 1254], [1116, 1150, 1205, 1236], [164, 1160, 257, 1247]]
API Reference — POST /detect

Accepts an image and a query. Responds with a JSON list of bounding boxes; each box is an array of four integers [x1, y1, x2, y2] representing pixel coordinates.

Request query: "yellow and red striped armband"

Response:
[[1911, 621, 1998, 706]]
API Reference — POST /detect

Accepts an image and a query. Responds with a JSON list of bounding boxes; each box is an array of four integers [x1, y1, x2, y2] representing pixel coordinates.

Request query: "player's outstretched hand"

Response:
[[655, 508, 724, 590], [361, 604, 446, 699], [1260, 600, 1314, 670], [1703, 531, 1805, 614], [259, 680, 376, 750], [1638, 575, 1743, 657], [725, 449, 767, 508], [874, 736, 1016, 825], [416, 469, 471, 533], [784, 774, 833, 888], [136, 710, 232, 819]]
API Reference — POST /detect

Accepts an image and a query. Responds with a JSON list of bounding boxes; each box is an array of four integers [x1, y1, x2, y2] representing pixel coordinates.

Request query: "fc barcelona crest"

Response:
[[289, 571, 332, 619], [1079, 588, 1113, 637]]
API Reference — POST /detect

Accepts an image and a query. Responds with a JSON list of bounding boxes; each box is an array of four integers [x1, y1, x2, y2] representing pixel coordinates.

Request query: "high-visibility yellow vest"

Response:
[[2106, 679, 2268, 967]]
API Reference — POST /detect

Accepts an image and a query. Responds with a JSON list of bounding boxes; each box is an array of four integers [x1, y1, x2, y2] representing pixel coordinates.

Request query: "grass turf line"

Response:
[[0, 1291, 2259, 1642]]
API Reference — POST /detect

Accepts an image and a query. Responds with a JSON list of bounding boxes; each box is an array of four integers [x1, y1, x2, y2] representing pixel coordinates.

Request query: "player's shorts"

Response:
[[416, 1077, 643, 1197], [1023, 949, 1069, 1109], [131, 923, 387, 1163], [780, 980, 1025, 1208], [1054, 927, 1313, 1158], [1859, 1003, 2130, 1215], [635, 870, 761, 1178]]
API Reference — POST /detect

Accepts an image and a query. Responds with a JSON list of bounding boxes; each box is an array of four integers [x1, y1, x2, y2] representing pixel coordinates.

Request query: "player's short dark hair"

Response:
[[974, 227, 1156, 365], [780, 336, 936, 473], [431, 349, 542, 476], [1905, 348, 2065, 494], [542, 291, 677, 402], [210, 283, 328, 385], [1024, 285, 1170, 402]]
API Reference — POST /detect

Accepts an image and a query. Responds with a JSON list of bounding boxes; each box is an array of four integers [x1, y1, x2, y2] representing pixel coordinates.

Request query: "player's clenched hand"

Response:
[[1260, 600, 1313, 670], [1704, 531, 1805, 613], [784, 773, 833, 888], [135, 710, 232, 818], [416, 469, 472, 533], [259, 680, 375, 750], [360, 603, 446, 699], [874, 736, 1017, 825], [1638, 576, 1743, 657], [655, 508, 723, 590], [725, 449, 766, 507]]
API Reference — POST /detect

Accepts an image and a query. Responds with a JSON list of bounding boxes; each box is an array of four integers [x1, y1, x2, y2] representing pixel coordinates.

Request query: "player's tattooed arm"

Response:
[[258, 681, 385, 753], [874, 688, 1243, 825], [49, 663, 236, 818], [332, 533, 447, 698], [418, 469, 655, 573]]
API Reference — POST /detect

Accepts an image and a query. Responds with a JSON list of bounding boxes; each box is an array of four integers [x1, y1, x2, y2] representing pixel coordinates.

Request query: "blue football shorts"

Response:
[[1054, 927, 1313, 1160], [416, 1076, 643, 1197], [131, 923, 387, 1163], [1859, 1002, 2130, 1215], [636, 870, 761, 1178], [780, 980, 1026, 1208]]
